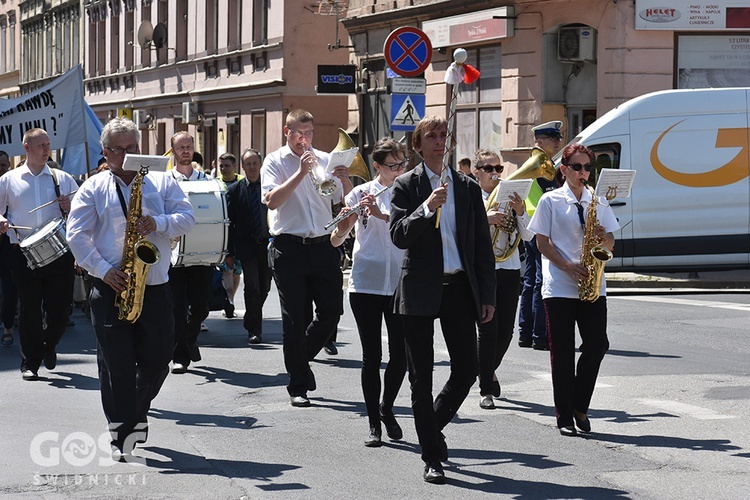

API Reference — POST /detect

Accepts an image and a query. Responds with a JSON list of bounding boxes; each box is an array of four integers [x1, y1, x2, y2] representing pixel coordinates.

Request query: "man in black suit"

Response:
[[390, 116, 496, 484], [225, 148, 272, 344]]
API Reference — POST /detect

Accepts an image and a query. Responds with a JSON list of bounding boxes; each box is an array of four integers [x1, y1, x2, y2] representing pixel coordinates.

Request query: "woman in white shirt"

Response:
[[331, 138, 407, 447], [528, 143, 619, 437], [473, 149, 534, 410]]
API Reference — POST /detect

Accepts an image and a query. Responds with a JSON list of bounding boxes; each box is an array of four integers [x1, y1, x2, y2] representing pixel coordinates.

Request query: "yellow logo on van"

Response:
[[651, 120, 749, 187]]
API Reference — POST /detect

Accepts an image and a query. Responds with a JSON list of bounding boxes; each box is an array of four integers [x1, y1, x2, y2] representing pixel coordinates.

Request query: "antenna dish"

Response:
[[137, 20, 154, 47], [152, 23, 167, 49]]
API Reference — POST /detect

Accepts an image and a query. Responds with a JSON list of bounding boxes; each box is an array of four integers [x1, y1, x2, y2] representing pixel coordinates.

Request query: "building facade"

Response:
[[0, 0, 20, 100], [343, 0, 750, 168]]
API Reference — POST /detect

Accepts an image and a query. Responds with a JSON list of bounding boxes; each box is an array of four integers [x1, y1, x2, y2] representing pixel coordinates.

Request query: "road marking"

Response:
[[639, 399, 736, 420], [614, 296, 750, 312]]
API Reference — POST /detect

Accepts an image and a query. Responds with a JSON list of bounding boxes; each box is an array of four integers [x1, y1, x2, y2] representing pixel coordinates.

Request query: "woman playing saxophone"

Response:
[[527, 143, 619, 437]]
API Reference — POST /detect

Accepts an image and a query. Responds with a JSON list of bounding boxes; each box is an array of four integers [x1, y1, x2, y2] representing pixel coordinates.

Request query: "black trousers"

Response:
[[0, 234, 17, 330], [90, 278, 174, 448], [544, 296, 609, 428], [519, 237, 547, 344], [240, 242, 272, 336], [401, 279, 478, 463], [349, 292, 407, 427], [11, 245, 74, 372], [169, 265, 213, 366], [268, 236, 342, 397], [478, 268, 521, 395]]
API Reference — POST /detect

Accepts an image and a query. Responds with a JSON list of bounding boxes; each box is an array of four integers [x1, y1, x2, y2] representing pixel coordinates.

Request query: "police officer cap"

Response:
[[532, 120, 563, 138]]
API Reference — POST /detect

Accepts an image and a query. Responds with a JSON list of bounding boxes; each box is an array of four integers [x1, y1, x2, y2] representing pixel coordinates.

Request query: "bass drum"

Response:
[[19, 217, 69, 270], [171, 179, 229, 267]]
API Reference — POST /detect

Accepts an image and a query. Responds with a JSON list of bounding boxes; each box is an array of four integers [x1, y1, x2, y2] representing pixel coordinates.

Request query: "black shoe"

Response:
[[574, 413, 591, 433], [438, 433, 448, 462], [189, 344, 201, 362], [532, 342, 550, 351], [559, 426, 578, 437], [323, 341, 338, 355], [171, 362, 188, 374], [379, 404, 403, 440], [134, 423, 149, 445], [248, 333, 262, 344], [21, 369, 38, 381], [479, 395, 495, 410], [306, 365, 316, 392], [223, 304, 235, 318], [364, 426, 382, 447], [290, 395, 311, 407], [518, 339, 532, 348], [423, 461, 445, 484], [491, 379, 501, 398], [43, 348, 57, 370]]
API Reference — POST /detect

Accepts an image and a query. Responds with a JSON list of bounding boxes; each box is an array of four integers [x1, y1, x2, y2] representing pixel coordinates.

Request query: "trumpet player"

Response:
[[261, 109, 352, 408], [66, 118, 195, 461], [527, 143, 618, 436], [330, 138, 407, 447], [473, 149, 534, 410]]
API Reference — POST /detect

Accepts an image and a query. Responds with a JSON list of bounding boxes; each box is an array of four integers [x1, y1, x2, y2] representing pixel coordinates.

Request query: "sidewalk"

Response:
[[606, 269, 750, 290]]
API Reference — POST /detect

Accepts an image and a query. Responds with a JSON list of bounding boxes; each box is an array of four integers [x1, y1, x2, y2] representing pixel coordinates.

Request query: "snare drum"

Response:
[[19, 217, 69, 270], [171, 179, 229, 267]]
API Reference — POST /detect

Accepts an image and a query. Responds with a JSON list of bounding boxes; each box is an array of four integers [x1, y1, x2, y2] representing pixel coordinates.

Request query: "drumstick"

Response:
[[27, 190, 78, 214], [9, 225, 32, 230]]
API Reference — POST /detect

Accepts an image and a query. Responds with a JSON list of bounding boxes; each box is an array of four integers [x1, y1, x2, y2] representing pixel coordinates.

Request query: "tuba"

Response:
[[485, 147, 555, 262], [334, 128, 370, 182], [578, 184, 613, 302], [116, 166, 161, 323]]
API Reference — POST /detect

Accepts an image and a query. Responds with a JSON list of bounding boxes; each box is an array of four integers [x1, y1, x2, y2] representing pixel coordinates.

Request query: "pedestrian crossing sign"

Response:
[[390, 94, 424, 131]]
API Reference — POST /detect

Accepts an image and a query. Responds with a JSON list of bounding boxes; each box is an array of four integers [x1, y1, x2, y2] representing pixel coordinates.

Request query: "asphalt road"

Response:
[[0, 279, 748, 499]]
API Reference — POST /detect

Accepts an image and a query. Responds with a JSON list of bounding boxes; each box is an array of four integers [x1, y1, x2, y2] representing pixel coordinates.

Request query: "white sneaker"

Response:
[[479, 395, 495, 410]]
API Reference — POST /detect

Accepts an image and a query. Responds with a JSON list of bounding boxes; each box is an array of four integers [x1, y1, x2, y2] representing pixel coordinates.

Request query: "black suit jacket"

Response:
[[389, 164, 496, 318], [226, 178, 269, 262]]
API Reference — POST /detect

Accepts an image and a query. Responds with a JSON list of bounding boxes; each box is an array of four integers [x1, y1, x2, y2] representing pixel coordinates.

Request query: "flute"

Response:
[[324, 184, 393, 230]]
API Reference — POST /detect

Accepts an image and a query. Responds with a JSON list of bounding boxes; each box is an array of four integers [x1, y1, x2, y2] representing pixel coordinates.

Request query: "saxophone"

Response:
[[578, 185, 613, 302], [116, 166, 161, 323]]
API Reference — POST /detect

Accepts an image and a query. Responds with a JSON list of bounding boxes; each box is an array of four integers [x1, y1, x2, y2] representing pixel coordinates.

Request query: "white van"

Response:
[[565, 87, 749, 272]]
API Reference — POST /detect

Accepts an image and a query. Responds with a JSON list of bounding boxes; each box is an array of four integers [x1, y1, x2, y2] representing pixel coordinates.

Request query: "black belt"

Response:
[[442, 271, 466, 285], [274, 233, 329, 245]]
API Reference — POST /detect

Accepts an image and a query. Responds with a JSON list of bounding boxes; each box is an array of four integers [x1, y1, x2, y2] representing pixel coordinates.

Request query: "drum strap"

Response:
[[49, 169, 67, 218]]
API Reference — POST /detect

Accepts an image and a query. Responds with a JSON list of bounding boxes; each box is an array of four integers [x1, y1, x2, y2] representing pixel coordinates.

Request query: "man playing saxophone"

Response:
[[472, 149, 534, 410], [66, 118, 195, 461], [527, 143, 618, 437]]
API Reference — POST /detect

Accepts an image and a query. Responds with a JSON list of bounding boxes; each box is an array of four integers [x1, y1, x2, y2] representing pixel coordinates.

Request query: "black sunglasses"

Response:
[[565, 163, 594, 172], [479, 164, 504, 174]]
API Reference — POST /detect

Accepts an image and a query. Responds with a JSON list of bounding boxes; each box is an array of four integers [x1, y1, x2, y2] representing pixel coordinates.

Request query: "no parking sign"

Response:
[[384, 27, 433, 78]]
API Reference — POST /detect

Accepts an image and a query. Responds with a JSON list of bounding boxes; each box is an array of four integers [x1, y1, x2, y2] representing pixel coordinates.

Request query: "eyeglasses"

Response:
[[105, 145, 139, 155], [381, 160, 406, 171], [565, 163, 594, 172], [289, 129, 314, 138], [479, 164, 504, 174]]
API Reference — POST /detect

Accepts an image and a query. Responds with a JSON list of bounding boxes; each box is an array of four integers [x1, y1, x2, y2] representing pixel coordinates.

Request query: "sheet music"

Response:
[[325, 147, 360, 174], [595, 169, 636, 199], [493, 179, 534, 203], [123, 154, 170, 172]]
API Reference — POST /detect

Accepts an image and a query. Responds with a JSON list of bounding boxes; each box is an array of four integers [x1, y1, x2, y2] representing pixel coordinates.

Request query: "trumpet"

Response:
[[305, 146, 336, 196], [324, 184, 393, 230]]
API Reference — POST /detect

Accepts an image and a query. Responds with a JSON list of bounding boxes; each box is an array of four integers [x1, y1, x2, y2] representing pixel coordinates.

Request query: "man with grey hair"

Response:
[[66, 117, 195, 461]]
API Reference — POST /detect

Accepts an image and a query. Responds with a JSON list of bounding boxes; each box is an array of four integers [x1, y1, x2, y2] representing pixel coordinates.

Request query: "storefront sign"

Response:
[[636, 1, 750, 30], [317, 65, 356, 94], [422, 7, 515, 48]]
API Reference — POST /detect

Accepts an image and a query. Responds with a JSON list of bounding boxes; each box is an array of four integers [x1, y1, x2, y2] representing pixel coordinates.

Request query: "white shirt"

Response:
[[171, 167, 211, 181], [66, 171, 196, 285], [528, 183, 619, 299], [422, 167, 463, 274], [261, 144, 343, 238], [481, 189, 534, 271], [0, 164, 79, 244], [345, 180, 404, 296]]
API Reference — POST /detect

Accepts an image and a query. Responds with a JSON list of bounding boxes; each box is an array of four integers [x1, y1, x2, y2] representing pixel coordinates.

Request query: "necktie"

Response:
[[248, 181, 263, 237], [575, 202, 586, 231]]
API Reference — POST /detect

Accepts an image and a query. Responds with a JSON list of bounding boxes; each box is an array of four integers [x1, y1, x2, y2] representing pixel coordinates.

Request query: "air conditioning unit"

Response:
[[182, 102, 200, 124], [558, 27, 596, 62]]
